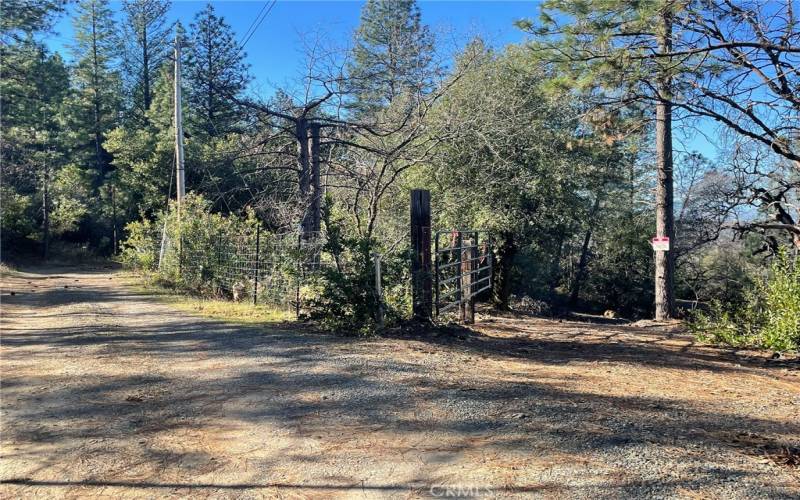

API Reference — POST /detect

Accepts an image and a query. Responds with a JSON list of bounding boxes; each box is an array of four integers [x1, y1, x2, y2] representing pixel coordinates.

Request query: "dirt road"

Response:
[[1, 266, 798, 498]]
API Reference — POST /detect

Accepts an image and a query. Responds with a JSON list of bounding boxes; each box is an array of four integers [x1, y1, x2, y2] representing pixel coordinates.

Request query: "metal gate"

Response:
[[434, 230, 492, 323]]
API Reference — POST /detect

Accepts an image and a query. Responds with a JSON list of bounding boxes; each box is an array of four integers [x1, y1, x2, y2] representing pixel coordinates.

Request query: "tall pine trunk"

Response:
[[654, 8, 675, 320], [91, 2, 103, 178], [142, 25, 150, 112]]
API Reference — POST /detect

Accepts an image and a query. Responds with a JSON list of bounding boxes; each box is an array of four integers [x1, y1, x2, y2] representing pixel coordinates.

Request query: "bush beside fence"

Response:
[[121, 195, 327, 315], [120, 195, 413, 333]]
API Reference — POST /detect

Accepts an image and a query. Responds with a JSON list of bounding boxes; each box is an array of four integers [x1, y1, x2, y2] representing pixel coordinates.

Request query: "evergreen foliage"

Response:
[[69, 0, 121, 178], [347, 0, 436, 114], [120, 0, 173, 123], [691, 249, 800, 351], [184, 3, 250, 137]]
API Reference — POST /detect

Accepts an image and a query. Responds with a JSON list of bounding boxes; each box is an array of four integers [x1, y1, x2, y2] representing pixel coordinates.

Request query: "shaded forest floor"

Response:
[[1, 266, 798, 498]]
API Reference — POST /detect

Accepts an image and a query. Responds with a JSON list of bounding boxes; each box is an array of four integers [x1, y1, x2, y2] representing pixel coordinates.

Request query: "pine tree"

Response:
[[0, 1, 77, 255], [106, 65, 175, 223], [70, 0, 121, 180], [184, 3, 249, 137], [120, 0, 172, 123], [522, 0, 800, 318], [0, 0, 65, 45], [520, 0, 677, 319], [347, 0, 435, 114], [0, 40, 73, 256]]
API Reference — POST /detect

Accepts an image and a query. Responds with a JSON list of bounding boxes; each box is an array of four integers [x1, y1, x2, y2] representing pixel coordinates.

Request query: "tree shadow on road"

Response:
[[3, 277, 799, 498]]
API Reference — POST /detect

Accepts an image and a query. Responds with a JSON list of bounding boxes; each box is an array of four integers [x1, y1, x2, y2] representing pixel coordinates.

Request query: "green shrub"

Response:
[[304, 204, 410, 335], [305, 237, 411, 335], [305, 237, 381, 334], [690, 248, 800, 351], [119, 194, 256, 289], [0, 186, 34, 242], [757, 250, 800, 350], [119, 217, 160, 271], [120, 194, 412, 331]]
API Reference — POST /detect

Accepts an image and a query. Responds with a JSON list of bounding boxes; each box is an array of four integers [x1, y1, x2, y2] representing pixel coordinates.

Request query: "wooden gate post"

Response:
[[410, 189, 432, 320], [456, 231, 463, 322], [462, 237, 476, 324]]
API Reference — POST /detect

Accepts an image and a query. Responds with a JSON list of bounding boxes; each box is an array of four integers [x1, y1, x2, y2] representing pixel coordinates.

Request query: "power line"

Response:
[[239, 0, 276, 51], [238, 1, 270, 47], [239, 0, 276, 52]]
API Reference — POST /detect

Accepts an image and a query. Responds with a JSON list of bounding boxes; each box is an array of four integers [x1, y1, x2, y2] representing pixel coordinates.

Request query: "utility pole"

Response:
[[173, 26, 186, 278], [174, 27, 186, 206], [42, 153, 50, 260], [110, 184, 118, 254]]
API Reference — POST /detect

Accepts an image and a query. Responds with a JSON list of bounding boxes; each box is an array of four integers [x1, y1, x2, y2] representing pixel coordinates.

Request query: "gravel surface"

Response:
[[1, 266, 798, 499]]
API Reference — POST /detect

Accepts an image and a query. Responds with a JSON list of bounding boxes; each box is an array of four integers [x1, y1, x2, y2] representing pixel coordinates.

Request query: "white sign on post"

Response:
[[651, 237, 670, 251]]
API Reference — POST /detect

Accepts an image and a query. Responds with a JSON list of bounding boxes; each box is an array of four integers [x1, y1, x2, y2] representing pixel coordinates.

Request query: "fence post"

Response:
[[253, 226, 261, 306], [374, 253, 384, 328], [179, 233, 184, 278], [456, 231, 464, 322], [216, 232, 222, 289], [434, 233, 439, 318], [158, 220, 168, 271], [296, 232, 302, 319], [488, 244, 494, 305], [410, 189, 432, 320], [464, 234, 476, 324]]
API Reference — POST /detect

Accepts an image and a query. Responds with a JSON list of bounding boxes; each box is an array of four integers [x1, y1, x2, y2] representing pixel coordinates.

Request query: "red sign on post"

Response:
[[651, 237, 670, 251]]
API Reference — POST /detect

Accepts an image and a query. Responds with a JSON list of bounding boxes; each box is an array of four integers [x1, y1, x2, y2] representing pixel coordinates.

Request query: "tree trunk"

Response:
[[111, 184, 118, 254], [655, 8, 676, 320], [309, 123, 321, 234], [91, 3, 103, 178], [207, 29, 214, 135], [142, 25, 150, 112], [492, 231, 517, 310], [296, 118, 312, 234], [568, 194, 602, 307]]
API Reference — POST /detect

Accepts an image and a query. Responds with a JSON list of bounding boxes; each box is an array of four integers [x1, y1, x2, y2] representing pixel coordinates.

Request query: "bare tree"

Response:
[[228, 30, 473, 243]]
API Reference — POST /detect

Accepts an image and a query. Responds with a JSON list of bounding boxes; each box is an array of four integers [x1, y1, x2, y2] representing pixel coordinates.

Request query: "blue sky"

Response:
[[45, 0, 715, 157], [48, 1, 535, 93]]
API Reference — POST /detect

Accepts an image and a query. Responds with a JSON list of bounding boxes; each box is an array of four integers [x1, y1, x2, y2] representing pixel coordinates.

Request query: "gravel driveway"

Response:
[[1, 266, 798, 498]]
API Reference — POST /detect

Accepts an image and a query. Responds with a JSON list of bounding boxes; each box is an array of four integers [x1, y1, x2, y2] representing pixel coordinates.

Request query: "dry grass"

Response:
[[0, 262, 17, 277], [132, 277, 294, 324], [169, 297, 295, 324]]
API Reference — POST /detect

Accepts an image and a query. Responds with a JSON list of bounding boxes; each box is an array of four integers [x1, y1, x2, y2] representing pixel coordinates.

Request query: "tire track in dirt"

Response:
[[1, 266, 799, 499]]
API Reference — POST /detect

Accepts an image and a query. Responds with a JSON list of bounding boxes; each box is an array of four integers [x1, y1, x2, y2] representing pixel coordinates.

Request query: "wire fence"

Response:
[[145, 219, 491, 324], [158, 227, 327, 316]]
